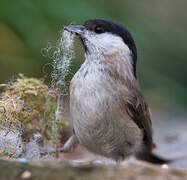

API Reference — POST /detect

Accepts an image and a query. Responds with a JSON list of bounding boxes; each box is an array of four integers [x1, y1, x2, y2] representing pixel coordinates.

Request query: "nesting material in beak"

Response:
[[64, 25, 84, 36]]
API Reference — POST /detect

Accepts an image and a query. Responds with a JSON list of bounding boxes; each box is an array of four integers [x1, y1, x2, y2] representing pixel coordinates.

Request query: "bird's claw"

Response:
[[40, 147, 64, 156]]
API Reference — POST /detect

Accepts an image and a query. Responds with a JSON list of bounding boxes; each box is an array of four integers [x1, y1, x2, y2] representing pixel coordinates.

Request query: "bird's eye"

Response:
[[94, 26, 104, 34]]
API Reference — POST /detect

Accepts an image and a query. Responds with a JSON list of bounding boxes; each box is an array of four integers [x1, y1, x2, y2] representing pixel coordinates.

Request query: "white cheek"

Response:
[[85, 32, 129, 54]]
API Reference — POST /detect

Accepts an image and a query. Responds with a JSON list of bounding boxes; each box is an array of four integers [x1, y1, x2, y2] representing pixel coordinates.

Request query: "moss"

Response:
[[0, 73, 67, 148]]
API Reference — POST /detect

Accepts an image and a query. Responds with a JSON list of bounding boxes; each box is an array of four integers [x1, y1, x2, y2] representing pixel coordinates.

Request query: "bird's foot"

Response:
[[40, 147, 65, 156]]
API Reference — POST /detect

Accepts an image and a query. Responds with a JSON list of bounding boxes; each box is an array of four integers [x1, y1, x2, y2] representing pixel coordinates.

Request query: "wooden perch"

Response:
[[0, 159, 187, 180]]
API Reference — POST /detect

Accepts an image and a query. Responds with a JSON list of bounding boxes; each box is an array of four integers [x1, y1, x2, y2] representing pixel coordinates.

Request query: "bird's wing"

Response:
[[125, 80, 154, 151]]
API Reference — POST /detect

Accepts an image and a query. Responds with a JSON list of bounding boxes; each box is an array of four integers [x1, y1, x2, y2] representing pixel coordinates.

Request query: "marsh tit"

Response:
[[49, 19, 170, 164]]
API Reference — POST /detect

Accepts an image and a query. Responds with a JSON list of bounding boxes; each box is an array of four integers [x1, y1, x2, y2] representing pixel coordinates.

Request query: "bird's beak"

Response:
[[64, 25, 85, 36]]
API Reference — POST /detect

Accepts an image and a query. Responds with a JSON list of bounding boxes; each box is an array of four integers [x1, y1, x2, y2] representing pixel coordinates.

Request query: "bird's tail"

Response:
[[136, 151, 171, 164]]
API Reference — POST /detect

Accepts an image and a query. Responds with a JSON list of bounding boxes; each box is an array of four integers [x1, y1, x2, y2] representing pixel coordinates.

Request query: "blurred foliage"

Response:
[[0, 0, 187, 109]]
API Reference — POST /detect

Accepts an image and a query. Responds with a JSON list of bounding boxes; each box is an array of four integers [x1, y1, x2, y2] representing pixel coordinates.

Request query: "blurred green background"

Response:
[[0, 0, 187, 109]]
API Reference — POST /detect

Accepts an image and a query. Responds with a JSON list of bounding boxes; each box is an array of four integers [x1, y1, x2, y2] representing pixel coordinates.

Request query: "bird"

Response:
[[47, 19, 170, 164]]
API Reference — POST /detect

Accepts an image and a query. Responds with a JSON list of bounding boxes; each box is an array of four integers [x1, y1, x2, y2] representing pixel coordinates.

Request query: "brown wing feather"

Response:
[[100, 61, 154, 151], [125, 79, 154, 151]]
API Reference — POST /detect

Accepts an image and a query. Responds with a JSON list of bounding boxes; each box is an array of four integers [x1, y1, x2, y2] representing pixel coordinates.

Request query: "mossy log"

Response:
[[0, 159, 187, 180]]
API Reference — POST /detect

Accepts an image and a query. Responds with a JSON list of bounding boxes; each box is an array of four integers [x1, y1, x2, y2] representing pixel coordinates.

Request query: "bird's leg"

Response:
[[61, 134, 79, 152], [40, 134, 79, 156]]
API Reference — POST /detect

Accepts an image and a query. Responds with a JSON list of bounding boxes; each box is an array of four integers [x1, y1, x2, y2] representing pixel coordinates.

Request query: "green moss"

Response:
[[0, 74, 67, 146]]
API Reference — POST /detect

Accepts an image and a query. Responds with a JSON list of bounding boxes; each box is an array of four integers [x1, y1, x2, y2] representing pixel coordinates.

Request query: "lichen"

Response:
[[0, 74, 67, 154]]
